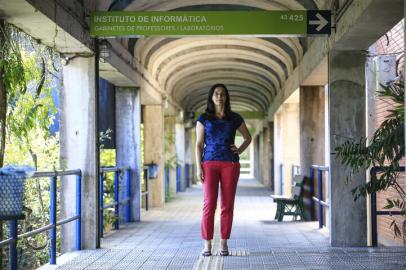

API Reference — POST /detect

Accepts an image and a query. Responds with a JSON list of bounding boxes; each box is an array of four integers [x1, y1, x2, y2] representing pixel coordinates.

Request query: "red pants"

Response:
[[201, 161, 240, 240]]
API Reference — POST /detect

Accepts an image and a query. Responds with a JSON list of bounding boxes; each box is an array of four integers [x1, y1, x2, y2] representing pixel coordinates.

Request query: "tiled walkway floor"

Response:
[[46, 178, 406, 270]]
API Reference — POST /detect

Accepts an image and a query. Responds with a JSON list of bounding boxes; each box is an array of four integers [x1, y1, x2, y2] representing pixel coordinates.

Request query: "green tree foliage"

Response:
[[0, 21, 61, 269], [335, 79, 405, 243]]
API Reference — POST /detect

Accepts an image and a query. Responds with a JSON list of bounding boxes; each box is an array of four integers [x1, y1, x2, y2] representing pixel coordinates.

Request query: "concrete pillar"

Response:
[[273, 102, 300, 196], [175, 122, 185, 191], [261, 125, 272, 189], [268, 122, 275, 191], [273, 112, 283, 195], [299, 86, 325, 175], [190, 128, 197, 185], [253, 135, 261, 181], [164, 115, 177, 197], [184, 127, 193, 188], [115, 87, 141, 221], [329, 50, 367, 246], [281, 103, 300, 196], [60, 57, 97, 251], [143, 105, 165, 207], [259, 130, 265, 183]]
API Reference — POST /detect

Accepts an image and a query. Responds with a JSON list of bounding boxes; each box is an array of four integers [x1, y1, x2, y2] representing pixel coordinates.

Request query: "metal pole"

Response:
[[371, 168, 378, 246], [76, 174, 81, 250], [99, 174, 104, 238], [126, 169, 131, 223], [185, 164, 189, 188], [145, 168, 149, 211], [309, 167, 315, 220], [280, 164, 284, 195], [317, 169, 323, 229], [114, 171, 119, 230], [49, 176, 57, 265], [371, 191, 377, 246], [8, 220, 18, 270], [94, 38, 101, 248], [176, 165, 181, 192]]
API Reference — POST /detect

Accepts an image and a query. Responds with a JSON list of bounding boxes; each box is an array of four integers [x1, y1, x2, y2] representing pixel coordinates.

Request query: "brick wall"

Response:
[[374, 19, 405, 246]]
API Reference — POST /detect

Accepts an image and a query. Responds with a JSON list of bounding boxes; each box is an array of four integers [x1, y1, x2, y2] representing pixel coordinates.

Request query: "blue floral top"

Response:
[[197, 112, 244, 162]]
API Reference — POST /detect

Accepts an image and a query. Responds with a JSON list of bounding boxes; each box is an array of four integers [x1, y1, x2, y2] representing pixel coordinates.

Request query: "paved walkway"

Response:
[[44, 178, 406, 270]]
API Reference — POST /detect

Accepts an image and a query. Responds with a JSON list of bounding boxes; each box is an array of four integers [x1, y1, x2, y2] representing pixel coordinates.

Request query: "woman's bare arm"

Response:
[[195, 121, 205, 182], [231, 122, 252, 155]]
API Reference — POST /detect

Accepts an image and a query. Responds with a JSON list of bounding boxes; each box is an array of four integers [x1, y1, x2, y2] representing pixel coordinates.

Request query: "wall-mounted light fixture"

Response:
[[60, 53, 94, 66], [99, 39, 111, 63]]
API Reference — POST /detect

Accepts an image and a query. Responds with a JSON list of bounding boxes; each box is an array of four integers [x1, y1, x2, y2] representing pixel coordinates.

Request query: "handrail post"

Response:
[[9, 220, 18, 270], [279, 164, 284, 195], [126, 169, 131, 223], [309, 167, 315, 221], [371, 168, 378, 246], [99, 173, 104, 238], [114, 171, 120, 230], [165, 165, 170, 201], [49, 176, 57, 265], [176, 165, 181, 192], [371, 190, 378, 246], [76, 173, 81, 250], [185, 164, 190, 188], [145, 168, 149, 211], [317, 169, 323, 229]]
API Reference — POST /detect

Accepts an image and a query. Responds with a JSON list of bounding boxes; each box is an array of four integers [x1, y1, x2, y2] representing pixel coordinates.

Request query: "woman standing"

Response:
[[195, 83, 252, 256]]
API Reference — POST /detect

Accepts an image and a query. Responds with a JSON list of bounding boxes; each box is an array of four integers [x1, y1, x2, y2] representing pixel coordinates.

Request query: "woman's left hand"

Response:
[[230, 144, 240, 155]]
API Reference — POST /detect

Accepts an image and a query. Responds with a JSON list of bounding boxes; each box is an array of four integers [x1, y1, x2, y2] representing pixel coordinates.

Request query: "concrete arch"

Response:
[[145, 41, 290, 80], [184, 88, 269, 111], [165, 58, 278, 98], [124, 0, 319, 11], [182, 79, 274, 107], [171, 70, 275, 102]]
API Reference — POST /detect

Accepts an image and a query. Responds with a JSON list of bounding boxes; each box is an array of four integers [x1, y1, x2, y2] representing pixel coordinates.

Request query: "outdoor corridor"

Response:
[[44, 179, 406, 270]]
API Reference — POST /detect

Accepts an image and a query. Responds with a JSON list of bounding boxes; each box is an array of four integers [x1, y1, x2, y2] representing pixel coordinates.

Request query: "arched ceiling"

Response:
[[108, 0, 320, 114]]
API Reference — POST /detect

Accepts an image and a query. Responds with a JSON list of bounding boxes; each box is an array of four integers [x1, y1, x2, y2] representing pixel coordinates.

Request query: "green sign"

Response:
[[90, 11, 331, 37]]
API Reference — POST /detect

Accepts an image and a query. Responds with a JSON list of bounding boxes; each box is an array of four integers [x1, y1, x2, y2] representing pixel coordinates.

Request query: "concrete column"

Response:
[[253, 135, 261, 181], [259, 131, 265, 183], [300, 86, 325, 175], [329, 50, 367, 246], [143, 105, 165, 207], [164, 115, 177, 197], [273, 102, 300, 196], [184, 127, 193, 188], [60, 57, 97, 252], [175, 123, 185, 191], [115, 87, 141, 221], [273, 112, 283, 195], [261, 125, 272, 189], [282, 103, 300, 196], [268, 122, 275, 191]]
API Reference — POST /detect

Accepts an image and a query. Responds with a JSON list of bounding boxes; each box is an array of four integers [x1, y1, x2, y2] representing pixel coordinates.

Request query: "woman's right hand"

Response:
[[197, 166, 204, 183]]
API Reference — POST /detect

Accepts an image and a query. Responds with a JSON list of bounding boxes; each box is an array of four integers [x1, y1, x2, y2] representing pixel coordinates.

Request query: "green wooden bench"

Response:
[[271, 175, 306, 221]]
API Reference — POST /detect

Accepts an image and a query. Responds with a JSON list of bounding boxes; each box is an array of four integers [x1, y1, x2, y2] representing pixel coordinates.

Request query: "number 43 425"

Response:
[[280, 14, 304, 21]]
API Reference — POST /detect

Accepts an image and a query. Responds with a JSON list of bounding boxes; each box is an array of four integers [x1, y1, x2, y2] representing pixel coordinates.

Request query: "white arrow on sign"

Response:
[[309, 13, 328, 32]]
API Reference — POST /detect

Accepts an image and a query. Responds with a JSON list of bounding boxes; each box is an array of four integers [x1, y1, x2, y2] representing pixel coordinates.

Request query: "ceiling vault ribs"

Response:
[[113, 0, 316, 114]]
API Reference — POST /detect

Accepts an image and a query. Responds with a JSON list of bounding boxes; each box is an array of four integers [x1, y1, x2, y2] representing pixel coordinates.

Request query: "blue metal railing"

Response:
[[0, 169, 82, 269], [99, 166, 131, 238], [165, 165, 170, 202], [370, 166, 405, 247], [185, 164, 190, 188], [142, 166, 149, 211], [279, 164, 284, 195], [310, 165, 329, 229], [176, 164, 181, 192]]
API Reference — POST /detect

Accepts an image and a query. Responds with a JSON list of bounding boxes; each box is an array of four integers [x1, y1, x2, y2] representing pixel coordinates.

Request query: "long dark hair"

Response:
[[204, 83, 233, 120]]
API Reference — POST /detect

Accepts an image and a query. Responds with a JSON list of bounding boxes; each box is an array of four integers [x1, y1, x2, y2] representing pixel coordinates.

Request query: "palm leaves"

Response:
[[335, 79, 405, 242]]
